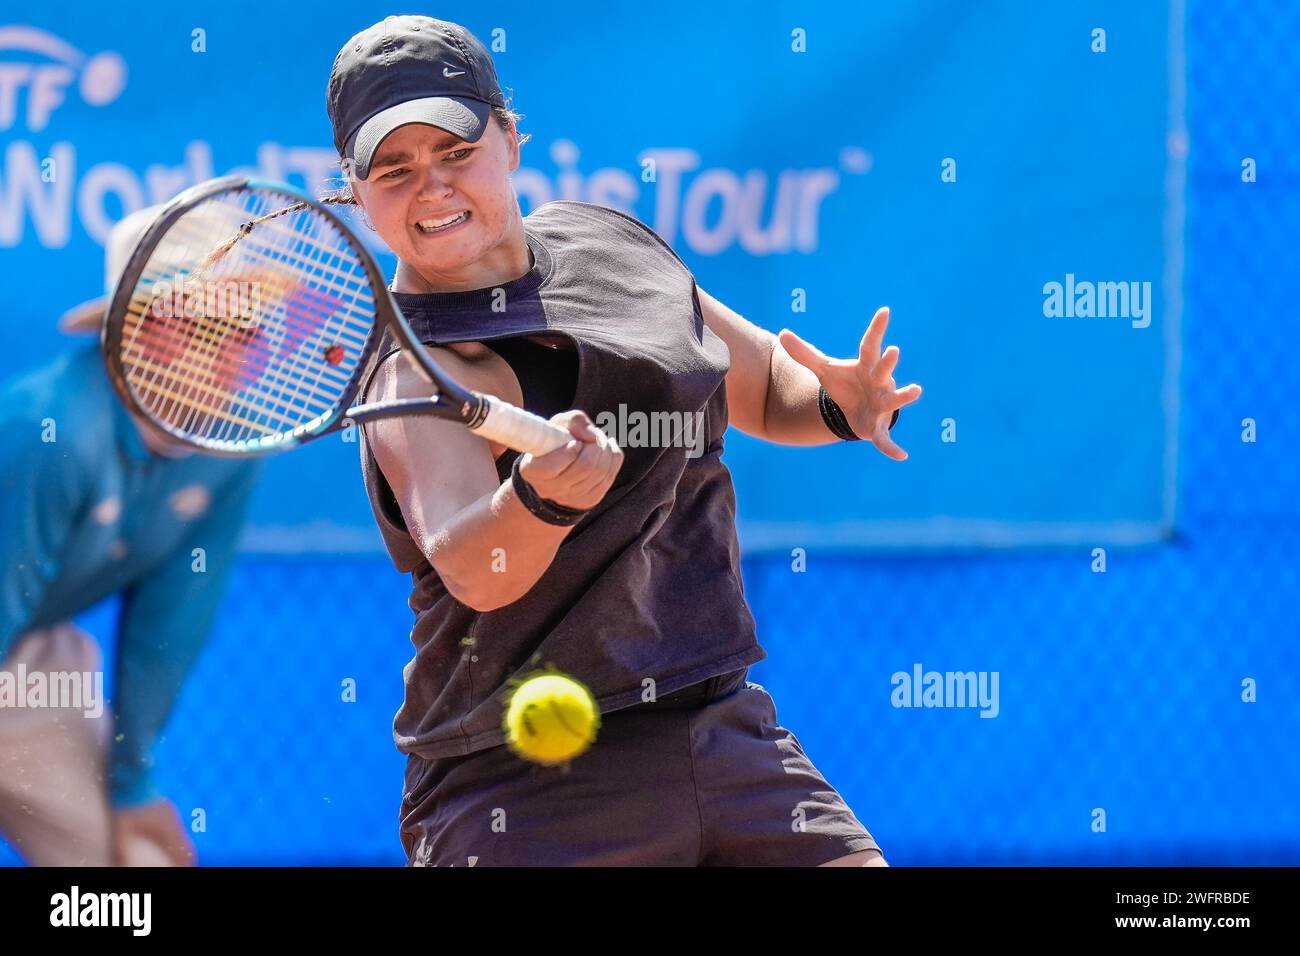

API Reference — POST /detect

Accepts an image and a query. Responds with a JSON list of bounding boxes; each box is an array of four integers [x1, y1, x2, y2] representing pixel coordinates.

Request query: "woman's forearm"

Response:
[[762, 343, 839, 446], [431, 477, 575, 612], [695, 286, 839, 446]]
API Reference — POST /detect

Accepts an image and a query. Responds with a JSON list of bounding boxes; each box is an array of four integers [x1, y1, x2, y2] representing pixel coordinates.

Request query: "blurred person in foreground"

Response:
[[0, 207, 262, 866]]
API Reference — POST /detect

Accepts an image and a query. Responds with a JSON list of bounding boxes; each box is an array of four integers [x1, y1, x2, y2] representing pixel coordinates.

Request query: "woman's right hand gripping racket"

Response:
[[101, 175, 573, 458]]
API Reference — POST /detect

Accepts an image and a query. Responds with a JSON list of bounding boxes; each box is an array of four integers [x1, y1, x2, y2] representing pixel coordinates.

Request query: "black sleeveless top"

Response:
[[480, 336, 578, 480], [359, 201, 766, 760]]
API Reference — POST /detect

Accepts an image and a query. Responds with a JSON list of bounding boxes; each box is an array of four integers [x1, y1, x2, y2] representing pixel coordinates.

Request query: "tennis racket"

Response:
[[101, 175, 573, 458]]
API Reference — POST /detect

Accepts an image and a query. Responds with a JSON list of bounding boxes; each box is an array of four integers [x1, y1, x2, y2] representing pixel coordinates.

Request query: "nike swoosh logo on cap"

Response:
[[443, 67, 466, 78]]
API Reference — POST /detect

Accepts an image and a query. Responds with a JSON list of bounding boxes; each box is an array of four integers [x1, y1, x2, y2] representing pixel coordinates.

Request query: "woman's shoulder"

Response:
[[528, 199, 654, 237], [526, 201, 691, 277]]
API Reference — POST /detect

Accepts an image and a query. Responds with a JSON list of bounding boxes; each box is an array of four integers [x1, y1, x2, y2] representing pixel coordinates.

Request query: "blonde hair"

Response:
[[493, 88, 531, 148]]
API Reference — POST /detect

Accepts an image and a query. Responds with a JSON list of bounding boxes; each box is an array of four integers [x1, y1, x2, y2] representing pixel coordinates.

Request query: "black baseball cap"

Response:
[[328, 15, 506, 181]]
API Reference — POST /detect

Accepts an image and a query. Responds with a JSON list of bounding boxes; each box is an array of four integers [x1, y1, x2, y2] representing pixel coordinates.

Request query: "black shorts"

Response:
[[399, 667, 882, 866]]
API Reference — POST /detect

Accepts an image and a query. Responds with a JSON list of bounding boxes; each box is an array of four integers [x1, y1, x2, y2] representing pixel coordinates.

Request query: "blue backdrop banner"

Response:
[[0, 0, 1178, 553]]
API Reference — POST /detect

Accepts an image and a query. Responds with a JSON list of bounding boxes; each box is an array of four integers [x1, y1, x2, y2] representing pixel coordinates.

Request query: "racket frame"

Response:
[[101, 176, 486, 457]]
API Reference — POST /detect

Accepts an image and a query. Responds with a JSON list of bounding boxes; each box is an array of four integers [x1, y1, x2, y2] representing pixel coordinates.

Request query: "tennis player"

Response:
[[329, 15, 921, 866], [0, 207, 261, 866]]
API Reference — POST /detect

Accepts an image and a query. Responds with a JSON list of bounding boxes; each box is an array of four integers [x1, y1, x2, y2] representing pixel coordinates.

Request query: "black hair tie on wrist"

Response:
[[510, 455, 588, 526], [818, 386, 900, 441]]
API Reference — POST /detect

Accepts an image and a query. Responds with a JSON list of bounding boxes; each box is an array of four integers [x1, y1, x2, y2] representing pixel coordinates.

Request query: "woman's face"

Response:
[[351, 118, 523, 289]]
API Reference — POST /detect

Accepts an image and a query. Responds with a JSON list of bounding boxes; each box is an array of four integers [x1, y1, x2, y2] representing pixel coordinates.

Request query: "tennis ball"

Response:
[[503, 672, 600, 766]]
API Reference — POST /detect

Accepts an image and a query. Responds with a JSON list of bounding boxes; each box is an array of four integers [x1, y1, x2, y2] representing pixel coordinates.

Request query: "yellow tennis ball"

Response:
[[504, 672, 600, 766]]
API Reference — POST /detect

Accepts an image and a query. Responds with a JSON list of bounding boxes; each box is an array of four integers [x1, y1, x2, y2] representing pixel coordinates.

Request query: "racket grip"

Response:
[[471, 395, 573, 455]]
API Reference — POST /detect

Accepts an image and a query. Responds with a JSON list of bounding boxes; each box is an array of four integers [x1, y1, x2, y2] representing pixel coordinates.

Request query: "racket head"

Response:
[[102, 176, 395, 456]]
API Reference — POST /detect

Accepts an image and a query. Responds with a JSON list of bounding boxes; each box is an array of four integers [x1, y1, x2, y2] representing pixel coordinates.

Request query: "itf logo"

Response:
[[0, 25, 127, 131]]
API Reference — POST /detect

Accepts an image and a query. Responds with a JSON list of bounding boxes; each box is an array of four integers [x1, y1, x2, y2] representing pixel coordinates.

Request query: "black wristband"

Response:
[[817, 387, 900, 441], [510, 455, 589, 526]]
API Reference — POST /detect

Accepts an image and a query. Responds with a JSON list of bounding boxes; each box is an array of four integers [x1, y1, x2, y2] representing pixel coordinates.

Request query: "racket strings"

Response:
[[125, 222, 335, 434], [117, 188, 375, 449], [204, 193, 358, 266], [120, 214, 293, 432]]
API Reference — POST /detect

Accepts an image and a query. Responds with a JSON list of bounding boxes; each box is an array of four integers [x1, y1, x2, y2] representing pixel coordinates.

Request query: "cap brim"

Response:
[[348, 97, 492, 180], [58, 297, 108, 335]]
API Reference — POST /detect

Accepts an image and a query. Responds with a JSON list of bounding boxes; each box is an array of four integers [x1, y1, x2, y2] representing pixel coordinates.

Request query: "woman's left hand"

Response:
[[779, 306, 923, 461]]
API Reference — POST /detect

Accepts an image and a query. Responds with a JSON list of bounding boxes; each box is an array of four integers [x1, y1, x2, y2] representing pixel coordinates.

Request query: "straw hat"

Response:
[[58, 204, 166, 334]]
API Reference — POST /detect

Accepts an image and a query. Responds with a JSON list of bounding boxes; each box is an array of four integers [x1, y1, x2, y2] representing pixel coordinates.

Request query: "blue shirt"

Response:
[[0, 344, 260, 806]]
